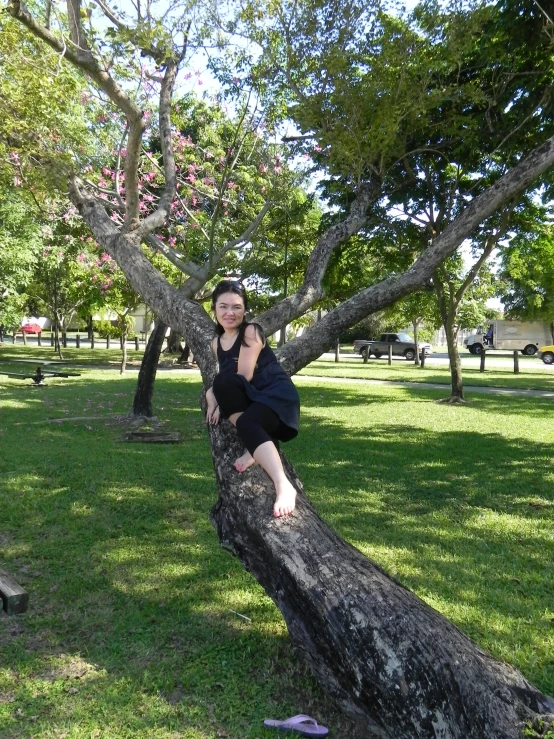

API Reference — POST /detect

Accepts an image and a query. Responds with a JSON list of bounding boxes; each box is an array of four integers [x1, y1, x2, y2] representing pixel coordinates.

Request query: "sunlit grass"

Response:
[[0, 368, 553, 738], [299, 353, 554, 391]]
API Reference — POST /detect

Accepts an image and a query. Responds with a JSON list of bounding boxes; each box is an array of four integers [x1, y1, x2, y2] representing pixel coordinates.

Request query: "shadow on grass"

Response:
[[1, 373, 553, 735], [292, 386, 553, 694], [0, 374, 366, 739]]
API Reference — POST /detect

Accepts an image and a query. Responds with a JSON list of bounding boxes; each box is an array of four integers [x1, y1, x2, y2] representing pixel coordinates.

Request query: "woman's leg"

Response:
[[212, 374, 256, 470], [236, 404, 296, 517]]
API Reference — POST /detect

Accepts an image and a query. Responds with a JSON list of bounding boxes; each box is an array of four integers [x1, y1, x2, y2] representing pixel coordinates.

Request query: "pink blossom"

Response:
[[184, 72, 192, 80], [13, 177, 21, 187], [101, 252, 111, 262], [77, 253, 86, 261], [314, 144, 322, 152], [227, 181, 237, 190]]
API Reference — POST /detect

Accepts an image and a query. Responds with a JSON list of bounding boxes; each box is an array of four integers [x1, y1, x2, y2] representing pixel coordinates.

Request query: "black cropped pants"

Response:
[[212, 373, 281, 455]]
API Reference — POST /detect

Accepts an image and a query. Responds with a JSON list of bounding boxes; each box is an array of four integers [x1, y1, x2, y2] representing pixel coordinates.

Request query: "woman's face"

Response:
[[213, 291, 246, 332]]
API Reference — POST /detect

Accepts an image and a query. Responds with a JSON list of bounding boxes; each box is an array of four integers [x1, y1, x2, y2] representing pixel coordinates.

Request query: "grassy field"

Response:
[[0, 349, 553, 738], [299, 352, 554, 392]]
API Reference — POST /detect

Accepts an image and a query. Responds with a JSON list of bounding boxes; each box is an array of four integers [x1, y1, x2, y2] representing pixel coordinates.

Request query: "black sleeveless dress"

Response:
[[216, 326, 300, 442]]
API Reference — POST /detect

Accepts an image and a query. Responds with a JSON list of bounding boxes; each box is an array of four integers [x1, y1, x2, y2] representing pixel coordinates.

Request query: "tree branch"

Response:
[[135, 56, 182, 235], [211, 200, 273, 262], [274, 133, 554, 375], [255, 181, 378, 334]]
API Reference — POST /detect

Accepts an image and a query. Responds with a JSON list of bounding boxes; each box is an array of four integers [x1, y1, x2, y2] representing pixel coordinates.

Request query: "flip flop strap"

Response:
[[283, 716, 318, 727]]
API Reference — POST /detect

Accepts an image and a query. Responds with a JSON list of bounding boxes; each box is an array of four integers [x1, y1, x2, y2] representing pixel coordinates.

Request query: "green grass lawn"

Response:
[[0, 360, 553, 738], [299, 353, 554, 392]]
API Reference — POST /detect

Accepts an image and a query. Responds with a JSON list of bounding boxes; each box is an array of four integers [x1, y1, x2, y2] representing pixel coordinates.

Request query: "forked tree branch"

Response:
[[255, 181, 378, 333]]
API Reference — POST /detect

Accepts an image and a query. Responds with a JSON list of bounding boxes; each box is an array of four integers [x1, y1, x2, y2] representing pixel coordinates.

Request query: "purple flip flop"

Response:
[[263, 714, 329, 737]]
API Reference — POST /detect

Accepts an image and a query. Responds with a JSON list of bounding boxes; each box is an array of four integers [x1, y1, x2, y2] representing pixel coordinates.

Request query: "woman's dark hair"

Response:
[[211, 280, 264, 347]]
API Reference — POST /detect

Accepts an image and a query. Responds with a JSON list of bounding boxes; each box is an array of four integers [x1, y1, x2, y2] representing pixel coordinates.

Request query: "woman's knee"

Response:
[[213, 372, 242, 398]]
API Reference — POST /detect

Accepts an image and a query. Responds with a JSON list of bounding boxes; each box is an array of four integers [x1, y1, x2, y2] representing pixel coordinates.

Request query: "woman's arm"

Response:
[[237, 324, 264, 381]]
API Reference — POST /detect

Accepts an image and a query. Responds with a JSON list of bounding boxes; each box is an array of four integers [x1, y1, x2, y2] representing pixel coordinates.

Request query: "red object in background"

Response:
[[20, 323, 42, 333]]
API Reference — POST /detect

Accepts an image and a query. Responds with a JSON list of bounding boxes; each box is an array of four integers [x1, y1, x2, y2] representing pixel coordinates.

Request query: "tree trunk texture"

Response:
[[120, 327, 128, 374], [209, 421, 554, 738], [164, 328, 183, 354], [177, 343, 192, 364], [132, 319, 168, 417], [443, 321, 465, 402], [413, 320, 420, 366]]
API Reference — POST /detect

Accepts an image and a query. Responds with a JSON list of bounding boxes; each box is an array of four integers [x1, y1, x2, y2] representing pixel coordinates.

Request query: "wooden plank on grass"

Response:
[[0, 568, 29, 615]]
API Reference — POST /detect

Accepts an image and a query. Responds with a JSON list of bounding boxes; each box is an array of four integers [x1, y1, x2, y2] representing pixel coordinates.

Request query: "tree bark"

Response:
[[209, 420, 554, 738], [413, 319, 420, 366], [132, 319, 167, 417], [120, 325, 128, 375], [165, 328, 182, 354], [443, 319, 464, 401]]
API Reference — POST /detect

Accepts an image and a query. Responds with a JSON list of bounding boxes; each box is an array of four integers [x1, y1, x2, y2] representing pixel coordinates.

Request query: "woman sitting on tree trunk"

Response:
[[205, 280, 300, 517]]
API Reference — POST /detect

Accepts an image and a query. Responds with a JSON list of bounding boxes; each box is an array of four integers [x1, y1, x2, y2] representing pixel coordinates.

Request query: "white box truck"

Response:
[[464, 320, 552, 355]]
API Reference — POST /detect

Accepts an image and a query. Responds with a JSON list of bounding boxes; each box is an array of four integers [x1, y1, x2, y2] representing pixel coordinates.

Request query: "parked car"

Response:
[[20, 323, 42, 334], [537, 345, 554, 365], [354, 333, 432, 361]]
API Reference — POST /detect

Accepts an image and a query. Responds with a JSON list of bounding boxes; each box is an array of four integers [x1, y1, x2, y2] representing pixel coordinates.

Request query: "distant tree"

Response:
[[0, 192, 42, 337], [389, 289, 441, 365], [498, 226, 554, 341]]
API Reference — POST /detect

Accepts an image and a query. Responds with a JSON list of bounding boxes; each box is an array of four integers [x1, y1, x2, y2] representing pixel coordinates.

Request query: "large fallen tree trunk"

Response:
[[209, 419, 554, 738]]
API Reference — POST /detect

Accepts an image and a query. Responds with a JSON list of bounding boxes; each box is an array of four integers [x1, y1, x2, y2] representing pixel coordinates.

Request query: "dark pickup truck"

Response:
[[354, 333, 433, 361]]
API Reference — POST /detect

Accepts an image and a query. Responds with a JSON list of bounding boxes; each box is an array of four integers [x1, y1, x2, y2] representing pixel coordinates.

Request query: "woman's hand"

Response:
[[206, 404, 220, 425]]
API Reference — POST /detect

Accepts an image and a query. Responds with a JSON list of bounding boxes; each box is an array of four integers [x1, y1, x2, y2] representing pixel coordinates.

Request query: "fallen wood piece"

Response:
[[123, 431, 182, 443], [0, 568, 29, 615], [14, 415, 122, 426]]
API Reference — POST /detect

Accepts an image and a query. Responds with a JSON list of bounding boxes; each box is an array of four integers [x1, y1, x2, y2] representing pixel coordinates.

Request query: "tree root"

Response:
[[436, 395, 468, 405]]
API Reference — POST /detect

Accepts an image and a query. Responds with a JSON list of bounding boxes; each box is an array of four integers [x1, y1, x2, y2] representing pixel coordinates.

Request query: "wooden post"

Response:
[[388, 345, 393, 365], [38, 333, 42, 347], [135, 336, 140, 351], [91, 333, 95, 349], [76, 334, 80, 349], [513, 350, 520, 374], [0, 568, 29, 615], [50, 332, 54, 347], [420, 349, 426, 368], [107, 336, 110, 349], [480, 350, 486, 373]]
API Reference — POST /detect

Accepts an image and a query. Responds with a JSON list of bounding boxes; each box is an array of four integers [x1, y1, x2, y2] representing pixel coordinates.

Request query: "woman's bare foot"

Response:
[[234, 450, 255, 473], [273, 479, 297, 517]]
